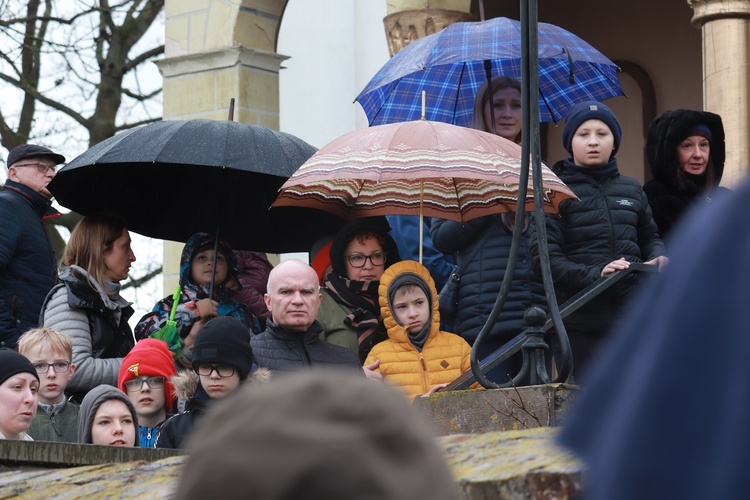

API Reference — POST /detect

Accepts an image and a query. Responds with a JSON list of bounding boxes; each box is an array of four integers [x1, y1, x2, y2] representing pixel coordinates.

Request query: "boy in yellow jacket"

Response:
[[365, 260, 472, 400]]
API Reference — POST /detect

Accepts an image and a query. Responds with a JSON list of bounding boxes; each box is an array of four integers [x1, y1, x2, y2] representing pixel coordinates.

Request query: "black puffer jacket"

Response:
[[431, 214, 547, 342], [530, 160, 666, 332], [0, 180, 59, 347], [156, 368, 270, 449], [251, 320, 362, 374], [643, 109, 728, 239]]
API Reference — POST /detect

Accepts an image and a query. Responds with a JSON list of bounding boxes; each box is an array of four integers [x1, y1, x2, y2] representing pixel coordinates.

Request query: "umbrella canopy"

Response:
[[271, 119, 575, 222], [356, 16, 624, 126], [48, 119, 343, 253]]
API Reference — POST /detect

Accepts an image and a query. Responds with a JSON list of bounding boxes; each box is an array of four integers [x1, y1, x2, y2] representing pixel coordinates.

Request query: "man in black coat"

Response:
[[0, 144, 64, 348], [251, 259, 362, 374]]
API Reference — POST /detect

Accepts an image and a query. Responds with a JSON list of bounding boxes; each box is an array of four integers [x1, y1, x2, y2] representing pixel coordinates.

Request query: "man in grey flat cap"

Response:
[[0, 144, 65, 348]]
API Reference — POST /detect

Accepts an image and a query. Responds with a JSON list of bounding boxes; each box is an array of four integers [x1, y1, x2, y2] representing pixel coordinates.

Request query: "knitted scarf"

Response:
[[324, 273, 386, 363]]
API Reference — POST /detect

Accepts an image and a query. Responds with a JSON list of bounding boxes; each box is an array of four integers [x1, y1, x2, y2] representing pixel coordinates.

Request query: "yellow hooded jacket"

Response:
[[365, 260, 472, 400]]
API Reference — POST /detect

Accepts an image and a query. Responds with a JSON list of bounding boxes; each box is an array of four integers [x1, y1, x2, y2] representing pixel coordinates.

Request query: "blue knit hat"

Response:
[[562, 101, 622, 159]]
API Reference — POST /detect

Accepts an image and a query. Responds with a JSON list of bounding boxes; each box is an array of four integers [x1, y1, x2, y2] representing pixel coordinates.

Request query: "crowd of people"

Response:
[[0, 76, 729, 478]]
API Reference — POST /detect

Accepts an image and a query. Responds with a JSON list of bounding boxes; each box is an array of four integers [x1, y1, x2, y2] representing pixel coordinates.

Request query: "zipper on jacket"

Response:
[[599, 183, 616, 260], [420, 353, 428, 394], [51, 413, 62, 437]]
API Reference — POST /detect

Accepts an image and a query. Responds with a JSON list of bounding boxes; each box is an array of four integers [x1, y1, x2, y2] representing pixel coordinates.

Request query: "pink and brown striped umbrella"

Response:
[[272, 119, 575, 222]]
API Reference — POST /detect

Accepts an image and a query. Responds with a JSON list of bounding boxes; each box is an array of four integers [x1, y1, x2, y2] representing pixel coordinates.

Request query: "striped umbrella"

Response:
[[271, 119, 575, 223]]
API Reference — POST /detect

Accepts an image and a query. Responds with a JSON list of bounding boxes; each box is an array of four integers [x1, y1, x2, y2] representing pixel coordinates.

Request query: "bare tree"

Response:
[[0, 0, 165, 291]]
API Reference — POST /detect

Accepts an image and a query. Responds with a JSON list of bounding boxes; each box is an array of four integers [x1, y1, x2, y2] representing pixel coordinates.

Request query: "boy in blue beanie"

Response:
[[530, 101, 668, 377]]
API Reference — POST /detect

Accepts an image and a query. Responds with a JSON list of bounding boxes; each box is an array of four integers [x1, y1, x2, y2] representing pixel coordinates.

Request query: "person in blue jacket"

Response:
[[0, 144, 64, 348]]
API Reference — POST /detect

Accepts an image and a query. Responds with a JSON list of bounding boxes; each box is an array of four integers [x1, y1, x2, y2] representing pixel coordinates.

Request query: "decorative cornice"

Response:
[[155, 46, 289, 78], [687, 0, 750, 27], [383, 8, 476, 56]]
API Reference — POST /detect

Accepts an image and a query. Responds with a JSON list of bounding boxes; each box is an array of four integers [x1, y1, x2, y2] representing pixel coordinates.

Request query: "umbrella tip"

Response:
[[421, 90, 426, 120]]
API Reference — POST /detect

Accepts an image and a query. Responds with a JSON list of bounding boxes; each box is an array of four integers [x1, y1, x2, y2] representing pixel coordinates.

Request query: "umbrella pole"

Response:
[[419, 180, 424, 264], [209, 225, 221, 299]]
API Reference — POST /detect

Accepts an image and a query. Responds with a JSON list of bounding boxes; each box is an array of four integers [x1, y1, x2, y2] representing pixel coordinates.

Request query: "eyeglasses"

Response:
[[345, 251, 387, 268], [124, 376, 166, 392], [195, 364, 235, 378], [13, 162, 57, 174], [32, 361, 71, 374]]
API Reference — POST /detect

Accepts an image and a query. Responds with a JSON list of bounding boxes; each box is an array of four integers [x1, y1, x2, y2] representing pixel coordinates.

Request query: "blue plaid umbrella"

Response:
[[356, 17, 624, 125]]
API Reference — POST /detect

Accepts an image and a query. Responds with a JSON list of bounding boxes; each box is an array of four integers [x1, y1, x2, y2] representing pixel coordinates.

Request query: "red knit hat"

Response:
[[118, 338, 177, 412]]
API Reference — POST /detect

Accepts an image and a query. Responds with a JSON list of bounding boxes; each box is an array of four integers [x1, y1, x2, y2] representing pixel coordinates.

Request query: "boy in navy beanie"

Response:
[[529, 101, 668, 377]]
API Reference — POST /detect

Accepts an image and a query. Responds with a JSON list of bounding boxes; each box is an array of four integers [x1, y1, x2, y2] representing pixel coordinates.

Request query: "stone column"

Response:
[[688, 0, 750, 186], [157, 0, 288, 291]]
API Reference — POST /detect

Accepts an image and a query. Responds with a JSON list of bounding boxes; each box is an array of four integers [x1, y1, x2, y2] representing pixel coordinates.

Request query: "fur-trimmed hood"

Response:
[[171, 367, 271, 402], [646, 109, 725, 189]]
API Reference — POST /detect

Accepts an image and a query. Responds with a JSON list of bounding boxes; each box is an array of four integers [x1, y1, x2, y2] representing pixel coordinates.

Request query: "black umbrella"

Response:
[[48, 119, 344, 253]]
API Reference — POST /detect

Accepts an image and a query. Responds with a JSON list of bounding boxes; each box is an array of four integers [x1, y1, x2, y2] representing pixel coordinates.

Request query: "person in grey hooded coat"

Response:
[[77, 384, 138, 446]]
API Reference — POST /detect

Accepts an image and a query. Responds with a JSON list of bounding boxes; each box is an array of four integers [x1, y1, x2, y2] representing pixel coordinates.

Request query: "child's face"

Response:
[[91, 399, 136, 447], [124, 376, 166, 422], [23, 343, 75, 405], [571, 119, 615, 166], [197, 364, 241, 399], [0, 373, 38, 439], [191, 250, 228, 287], [392, 286, 430, 333]]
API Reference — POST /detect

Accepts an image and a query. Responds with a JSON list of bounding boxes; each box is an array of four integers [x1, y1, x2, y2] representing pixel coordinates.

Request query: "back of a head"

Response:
[[175, 371, 461, 500]]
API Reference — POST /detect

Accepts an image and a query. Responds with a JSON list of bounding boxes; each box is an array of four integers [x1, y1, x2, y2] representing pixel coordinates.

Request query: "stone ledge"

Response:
[[441, 427, 583, 499], [416, 384, 579, 435]]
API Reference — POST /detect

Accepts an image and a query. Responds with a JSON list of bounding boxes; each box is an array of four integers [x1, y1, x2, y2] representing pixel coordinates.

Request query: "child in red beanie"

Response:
[[118, 338, 176, 447]]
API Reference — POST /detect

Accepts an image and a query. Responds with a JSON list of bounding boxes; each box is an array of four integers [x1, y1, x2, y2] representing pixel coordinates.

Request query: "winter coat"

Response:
[[558, 175, 750, 500], [77, 384, 139, 445], [431, 214, 547, 342], [156, 368, 270, 450], [42, 266, 135, 401], [138, 417, 173, 448], [365, 261, 471, 400], [315, 292, 358, 352], [530, 160, 666, 333], [643, 109, 729, 239], [134, 233, 258, 365], [27, 400, 79, 443], [233, 250, 272, 324], [0, 180, 60, 347], [251, 320, 362, 374]]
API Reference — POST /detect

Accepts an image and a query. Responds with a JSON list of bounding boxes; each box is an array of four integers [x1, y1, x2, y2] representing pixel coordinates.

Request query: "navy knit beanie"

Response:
[[192, 317, 254, 380], [0, 348, 39, 386], [562, 101, 622, 158]]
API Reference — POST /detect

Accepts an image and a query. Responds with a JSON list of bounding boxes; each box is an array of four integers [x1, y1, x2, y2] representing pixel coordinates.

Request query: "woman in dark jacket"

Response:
[[643, 109, 728, 239], [431, 76, 546, 383], [42, 215, 137, 403]]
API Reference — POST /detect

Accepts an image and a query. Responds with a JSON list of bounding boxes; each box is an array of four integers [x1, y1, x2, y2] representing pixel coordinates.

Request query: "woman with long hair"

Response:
[[42, 215, 137, 402], [431, 76, 547, 384]]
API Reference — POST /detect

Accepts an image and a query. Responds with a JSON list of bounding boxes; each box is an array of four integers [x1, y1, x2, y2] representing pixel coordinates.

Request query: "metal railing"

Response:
[[445, 262, 658, 391]]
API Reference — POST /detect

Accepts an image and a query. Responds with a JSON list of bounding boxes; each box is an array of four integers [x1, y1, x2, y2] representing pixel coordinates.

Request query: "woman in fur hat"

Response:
[[643, 109, 729, 239]]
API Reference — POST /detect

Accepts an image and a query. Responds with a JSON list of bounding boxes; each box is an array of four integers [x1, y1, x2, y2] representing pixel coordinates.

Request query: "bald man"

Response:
[[250, 260, 361, 374]]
